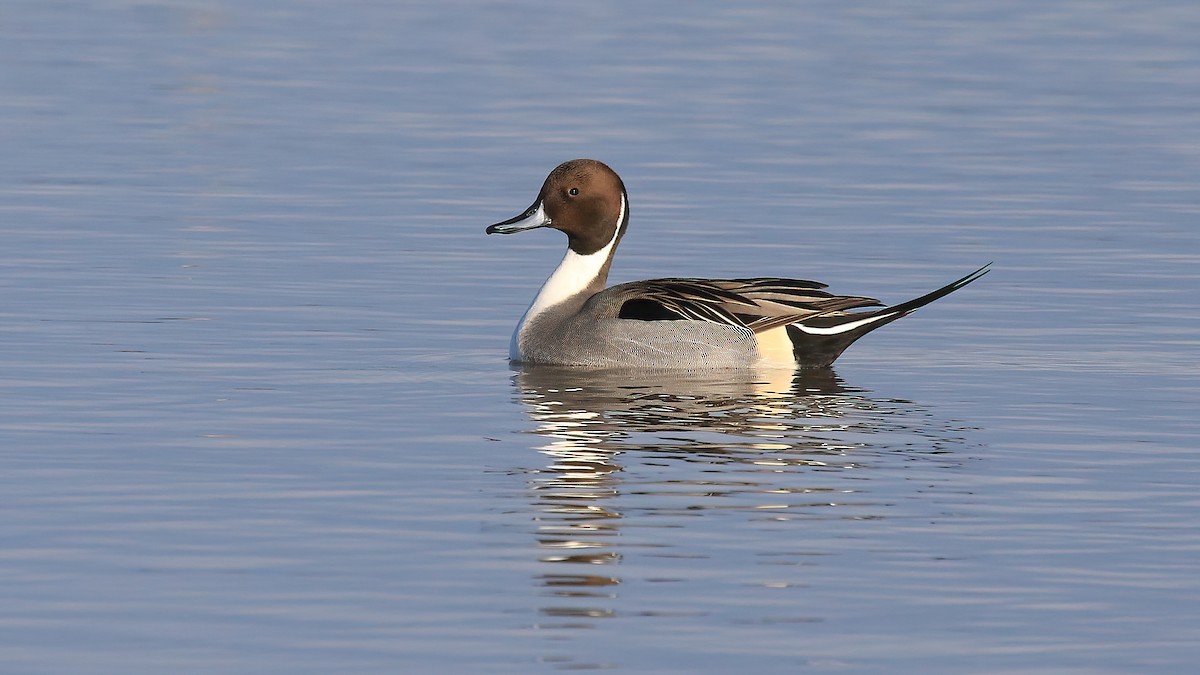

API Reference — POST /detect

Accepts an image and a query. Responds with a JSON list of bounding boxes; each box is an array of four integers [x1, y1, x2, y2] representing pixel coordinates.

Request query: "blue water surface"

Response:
[[2, 1, 1198, 673]]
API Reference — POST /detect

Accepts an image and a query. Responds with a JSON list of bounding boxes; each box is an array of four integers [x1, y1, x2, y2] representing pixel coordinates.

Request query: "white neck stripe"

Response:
[[509, 194, 626, 358]]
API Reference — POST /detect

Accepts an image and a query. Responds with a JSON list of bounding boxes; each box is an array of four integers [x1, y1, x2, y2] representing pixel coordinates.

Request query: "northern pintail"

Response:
[[486, 159, 989, 368]]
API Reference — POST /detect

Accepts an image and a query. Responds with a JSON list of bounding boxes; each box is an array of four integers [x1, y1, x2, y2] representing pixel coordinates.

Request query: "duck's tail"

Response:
[[786, 263, 991, 367]]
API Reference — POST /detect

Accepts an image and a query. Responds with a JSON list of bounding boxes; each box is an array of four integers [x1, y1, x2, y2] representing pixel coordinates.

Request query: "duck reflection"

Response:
[[510, 365, 968, 630], [506, 365, 936, 624]]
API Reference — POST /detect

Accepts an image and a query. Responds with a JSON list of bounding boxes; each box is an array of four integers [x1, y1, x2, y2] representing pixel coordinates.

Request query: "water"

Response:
[[2, 1, 1199, 672]]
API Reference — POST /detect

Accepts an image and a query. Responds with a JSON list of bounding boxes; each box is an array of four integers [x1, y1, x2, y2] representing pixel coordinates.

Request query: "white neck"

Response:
[[510, 195, 625, 359]]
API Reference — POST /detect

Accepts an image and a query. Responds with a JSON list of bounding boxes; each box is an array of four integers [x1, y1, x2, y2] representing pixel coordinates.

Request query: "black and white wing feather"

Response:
[[593, 276, 882, 332]]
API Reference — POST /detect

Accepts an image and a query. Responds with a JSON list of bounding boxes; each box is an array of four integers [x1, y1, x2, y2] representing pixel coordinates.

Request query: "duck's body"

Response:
[[512, 282, 763, 367], [487, 159, 988, 368]]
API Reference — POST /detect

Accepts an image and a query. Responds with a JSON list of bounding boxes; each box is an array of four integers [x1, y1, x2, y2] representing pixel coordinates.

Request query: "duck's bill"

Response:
[[486, 201, 551, 234]]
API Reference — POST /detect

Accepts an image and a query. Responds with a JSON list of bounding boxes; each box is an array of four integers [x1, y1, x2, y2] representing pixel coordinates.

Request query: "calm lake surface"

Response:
[[3, 1, 1199, 672]]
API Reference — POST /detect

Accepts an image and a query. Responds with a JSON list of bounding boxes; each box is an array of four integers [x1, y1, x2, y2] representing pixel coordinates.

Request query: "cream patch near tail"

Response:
[[754, 325, 795, 365]]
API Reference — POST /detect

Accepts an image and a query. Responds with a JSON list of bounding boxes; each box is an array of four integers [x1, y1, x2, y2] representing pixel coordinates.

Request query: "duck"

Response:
[[486, 159, 989, 368]]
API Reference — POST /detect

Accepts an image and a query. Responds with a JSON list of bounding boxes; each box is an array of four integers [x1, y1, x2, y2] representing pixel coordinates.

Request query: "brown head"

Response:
[[486, 159, 629, 255]]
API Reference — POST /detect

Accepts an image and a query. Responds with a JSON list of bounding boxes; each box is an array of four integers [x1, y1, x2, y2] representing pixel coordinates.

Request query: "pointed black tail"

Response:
[[786, 263, 991, 367]]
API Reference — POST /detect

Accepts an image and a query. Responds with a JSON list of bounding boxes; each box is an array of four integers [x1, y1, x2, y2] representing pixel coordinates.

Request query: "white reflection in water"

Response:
[[508, 365, 976, 631]]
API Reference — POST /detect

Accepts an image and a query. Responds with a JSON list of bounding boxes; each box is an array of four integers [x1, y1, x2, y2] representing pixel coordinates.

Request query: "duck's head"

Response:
[[486, 159, 629, 255]]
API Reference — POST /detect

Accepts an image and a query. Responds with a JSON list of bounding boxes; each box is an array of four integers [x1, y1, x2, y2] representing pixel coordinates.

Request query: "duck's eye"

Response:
[[568, 187, 579, 196]]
